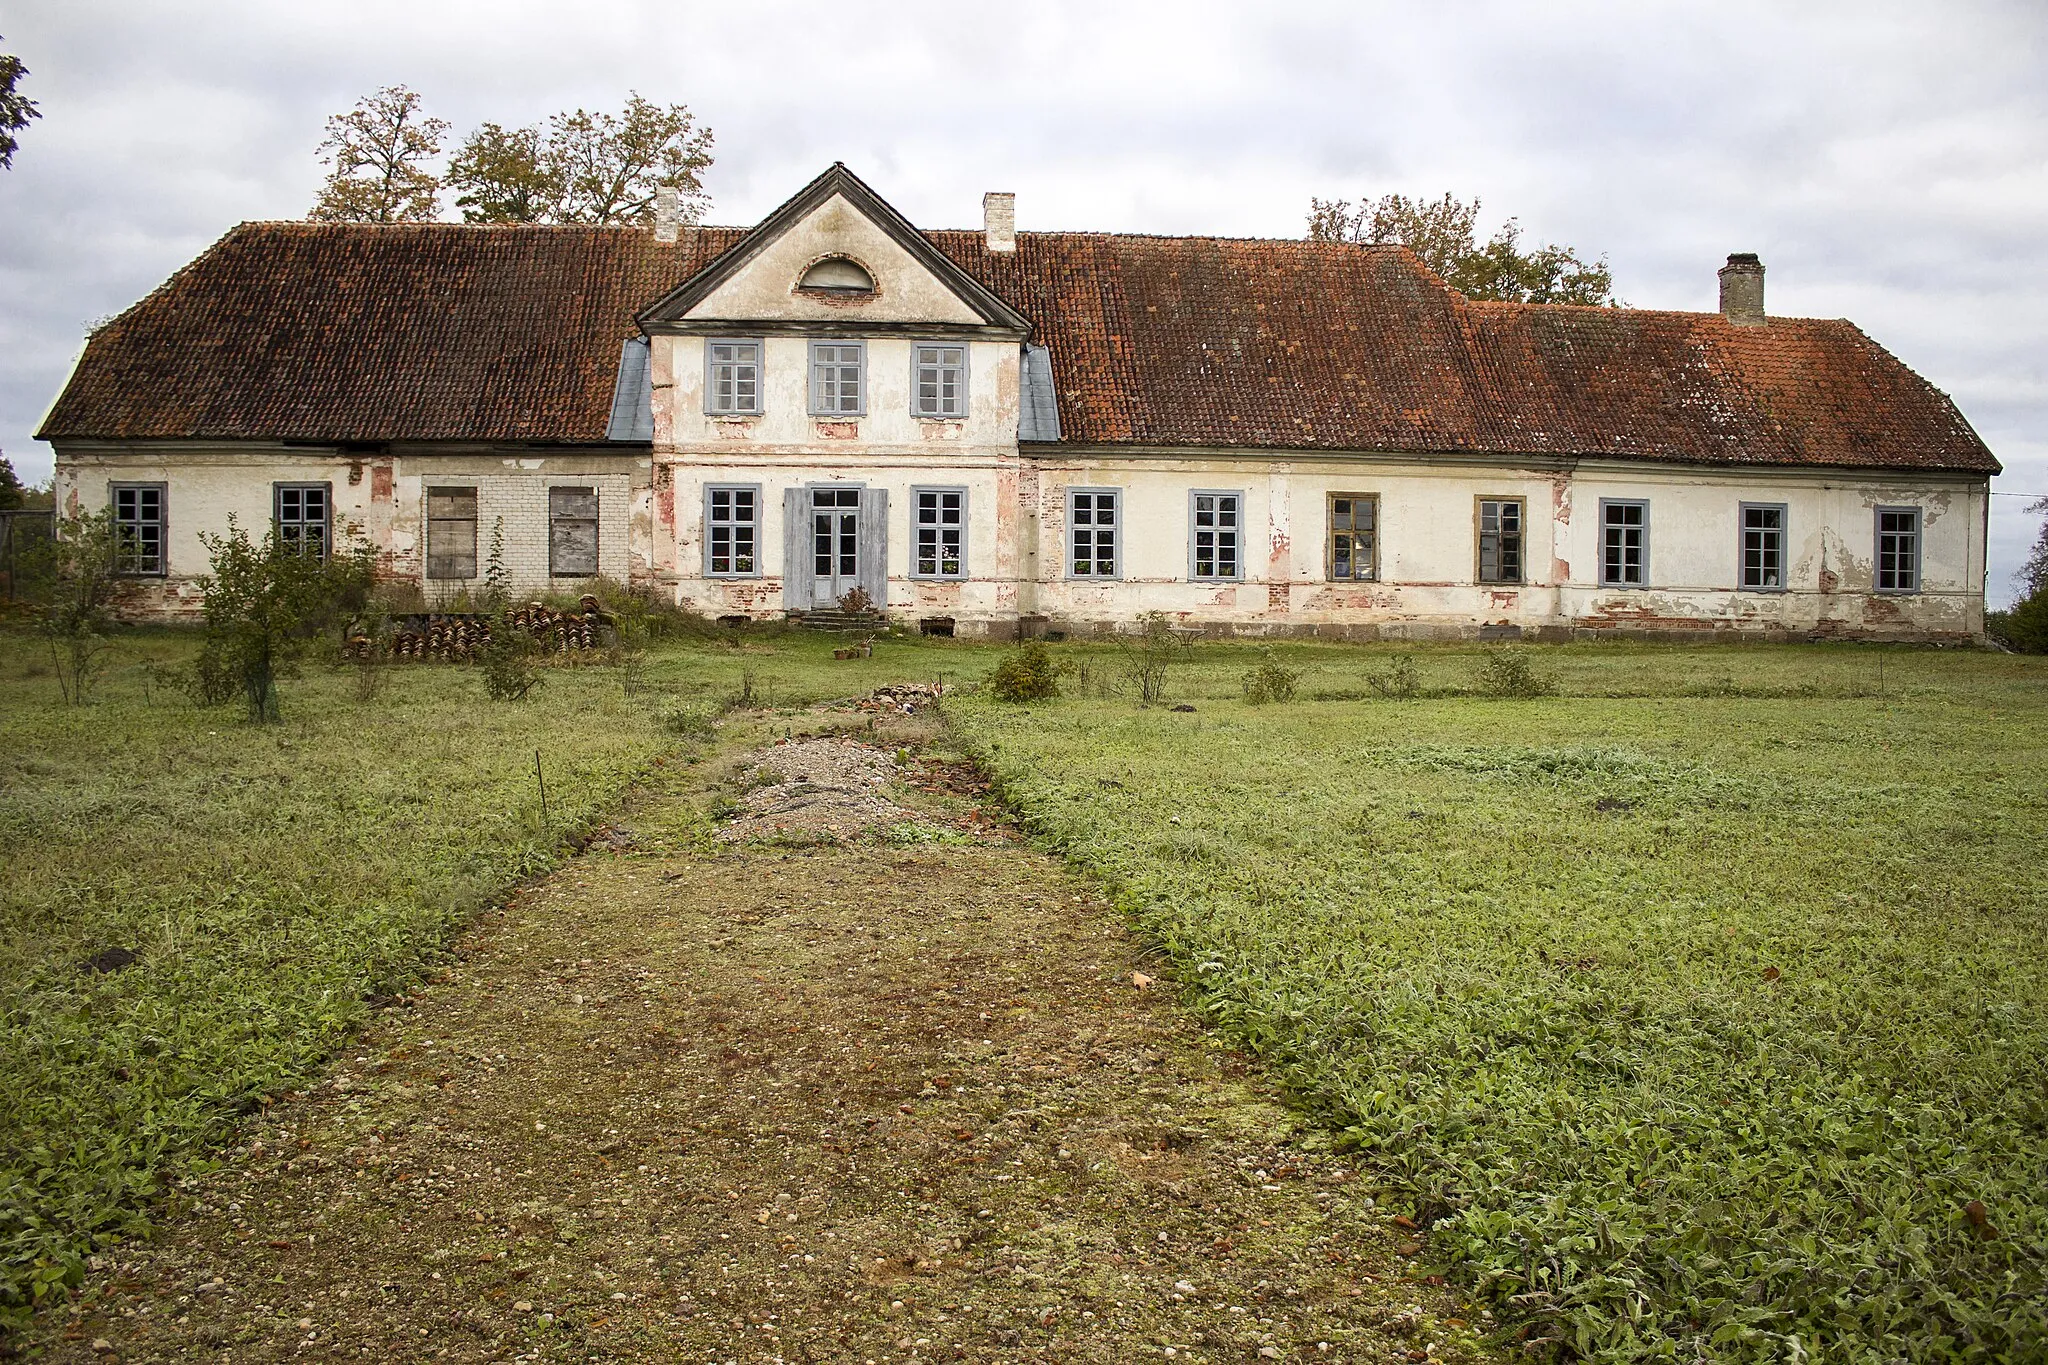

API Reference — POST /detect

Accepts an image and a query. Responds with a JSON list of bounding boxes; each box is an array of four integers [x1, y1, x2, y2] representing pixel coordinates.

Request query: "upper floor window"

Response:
[[810, 341, 865, 416], [1740, 503, 1787, 591], [1068, 489, 1120, 578], [1329, 494, 1377, 581], [1875, 507, 1921, 593], [426, 486, 478, 580], [1600, 499, 1648, 587], [111, 483, 167, 576], [1190, 491, 1243, 581], [705, 340, 762, 416], [1478, 498, 1524, 584], [797, 256, 874, 295], [274, 483, 330, 560], [912, 345, 967, 418]]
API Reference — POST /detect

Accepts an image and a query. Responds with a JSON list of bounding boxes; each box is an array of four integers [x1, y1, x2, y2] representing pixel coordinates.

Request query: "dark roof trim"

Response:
[[636, 163, 1033, 337]]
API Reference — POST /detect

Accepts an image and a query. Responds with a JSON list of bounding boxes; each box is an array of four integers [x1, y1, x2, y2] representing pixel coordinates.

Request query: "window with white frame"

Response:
[[1600, 499, 1648, 587], [274, 483, 330, 560], [1875, 506, 1921, 593], [111, 483, 166, 576], [809, 341, 864, 416], [1478, 498, 1524, 584], [1329, 494, 1376, 581], [912, 488, 967, 578], [426, 487, 478, 580], [705, 340, 762, 416], [705, 485, 760, 576], [1740, 503, 1786, 590], [1068, 489, 1119, 577], [1190, 491, 1242, 580], [912, 345, 967, 418]]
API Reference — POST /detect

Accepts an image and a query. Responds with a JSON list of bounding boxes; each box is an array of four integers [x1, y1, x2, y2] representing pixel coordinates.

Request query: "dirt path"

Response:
[[22, 707, 1492, 1365]]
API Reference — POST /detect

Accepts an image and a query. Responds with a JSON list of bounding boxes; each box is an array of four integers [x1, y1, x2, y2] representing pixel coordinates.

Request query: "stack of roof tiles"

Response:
[[40, 221, 1997, 474]]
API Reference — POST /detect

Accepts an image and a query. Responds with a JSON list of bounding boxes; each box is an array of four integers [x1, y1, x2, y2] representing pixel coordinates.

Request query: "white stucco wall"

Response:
[[53, 445, 647, 616]]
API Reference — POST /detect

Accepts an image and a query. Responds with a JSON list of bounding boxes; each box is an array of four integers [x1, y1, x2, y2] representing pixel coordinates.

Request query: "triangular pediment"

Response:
[[637, 164, 1031, 336]]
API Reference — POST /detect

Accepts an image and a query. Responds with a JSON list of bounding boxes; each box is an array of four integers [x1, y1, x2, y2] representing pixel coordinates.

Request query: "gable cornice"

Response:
[[636, 163, 1034, 338]]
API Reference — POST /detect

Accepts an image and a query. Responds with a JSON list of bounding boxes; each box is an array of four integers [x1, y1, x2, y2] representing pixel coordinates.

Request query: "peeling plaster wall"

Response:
[[52, 444, 648, 617], [653, 445, 1987, 642], [656, 337, 1019, 452], [678, 193, 984, 326]]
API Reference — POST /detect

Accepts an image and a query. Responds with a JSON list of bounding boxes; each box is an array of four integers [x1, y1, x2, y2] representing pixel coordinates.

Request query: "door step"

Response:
[[788, 609, 888, 633]]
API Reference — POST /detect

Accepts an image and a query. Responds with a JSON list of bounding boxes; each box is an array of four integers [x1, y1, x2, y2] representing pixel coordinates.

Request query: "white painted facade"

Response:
[[46, 173, 1993, 643]]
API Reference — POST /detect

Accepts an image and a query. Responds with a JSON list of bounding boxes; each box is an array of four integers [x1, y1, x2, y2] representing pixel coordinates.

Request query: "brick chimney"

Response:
[[1718, 252, 1765, 326], [983, 191, 1016, 253], [654, 187, 680, 244]]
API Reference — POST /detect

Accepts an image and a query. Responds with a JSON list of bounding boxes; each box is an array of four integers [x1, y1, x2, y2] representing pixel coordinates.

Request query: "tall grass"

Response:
[[950, 643, 2048, 1361]]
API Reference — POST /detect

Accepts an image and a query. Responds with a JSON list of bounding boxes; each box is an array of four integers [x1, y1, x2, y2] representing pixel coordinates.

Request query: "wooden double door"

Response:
[[783, 485, 888, 611]]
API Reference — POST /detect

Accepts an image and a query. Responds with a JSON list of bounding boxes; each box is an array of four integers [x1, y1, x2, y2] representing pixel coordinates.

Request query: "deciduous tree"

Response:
[[1308, 191, 1617, 305], [1989, 497, 2048, 653], [0, 34, 39, 169], [309, 86, 448, 223], [445, 93, 712, 225]]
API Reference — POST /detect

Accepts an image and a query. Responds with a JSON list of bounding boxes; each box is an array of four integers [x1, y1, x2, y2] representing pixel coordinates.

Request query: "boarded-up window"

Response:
[[550, 486, 599, 578], [426, 487, 478, 580]]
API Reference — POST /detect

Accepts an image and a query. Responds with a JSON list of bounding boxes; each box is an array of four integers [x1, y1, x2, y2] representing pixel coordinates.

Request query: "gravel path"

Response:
[[20, 709, 1494, 1364]]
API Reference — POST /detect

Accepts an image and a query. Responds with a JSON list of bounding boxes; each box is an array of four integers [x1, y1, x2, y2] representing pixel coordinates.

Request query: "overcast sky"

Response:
[[2, 0, 2043, 602]]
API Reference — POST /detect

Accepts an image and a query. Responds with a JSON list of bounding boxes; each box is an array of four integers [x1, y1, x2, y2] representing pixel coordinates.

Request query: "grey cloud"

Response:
[[3, 0, 2044, 598]]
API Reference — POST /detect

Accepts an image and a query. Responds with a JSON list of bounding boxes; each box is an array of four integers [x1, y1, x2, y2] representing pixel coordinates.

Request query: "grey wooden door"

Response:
[[810, 486, 861, 607]]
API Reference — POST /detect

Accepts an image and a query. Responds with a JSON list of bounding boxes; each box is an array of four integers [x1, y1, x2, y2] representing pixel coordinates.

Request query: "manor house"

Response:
[[40, 164, 2000, 640]]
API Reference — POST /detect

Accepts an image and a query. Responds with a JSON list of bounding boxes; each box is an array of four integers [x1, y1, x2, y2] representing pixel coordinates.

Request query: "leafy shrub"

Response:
[[1240, 648, 1300, 705], [479, 628, 541, 702], [1365, 653, 1420, 699], [22, 508, 125, 706], [989, 640, 1060, 702], [1475, 645, 1552, 698], [1118, 611, 1189, 705], [187, 519, 377, 722], [838, 585, 875, 615]]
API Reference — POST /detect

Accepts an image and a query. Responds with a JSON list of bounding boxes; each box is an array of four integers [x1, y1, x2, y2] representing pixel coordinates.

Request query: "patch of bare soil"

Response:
[[716, 739, 913, 843], [19, 709, 1496, 1365]]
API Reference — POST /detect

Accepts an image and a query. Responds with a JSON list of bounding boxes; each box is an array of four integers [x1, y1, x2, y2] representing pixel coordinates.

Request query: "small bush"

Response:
[[1476, 645, 1553, 698], [1241, 648, 1300, 705], [990, 641, 1061, 702], [479, 629, 541, 702], [1119, 612, 1189, 705], [1366, 654, 1421, 700]]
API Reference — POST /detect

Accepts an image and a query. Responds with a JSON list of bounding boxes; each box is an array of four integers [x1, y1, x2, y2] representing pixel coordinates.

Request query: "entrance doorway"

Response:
[[811, 486, 862, 607]]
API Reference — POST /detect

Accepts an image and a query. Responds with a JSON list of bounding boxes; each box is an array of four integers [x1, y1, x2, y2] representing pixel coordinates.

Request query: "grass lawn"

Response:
[[0, 624, 999, 1320], [5, 625, 2044, 1362], [948, 640, 2048, 1361]]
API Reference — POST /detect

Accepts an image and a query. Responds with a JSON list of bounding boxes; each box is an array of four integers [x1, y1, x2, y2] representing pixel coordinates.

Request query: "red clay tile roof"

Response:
[[41, 221, 1998, 474]]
